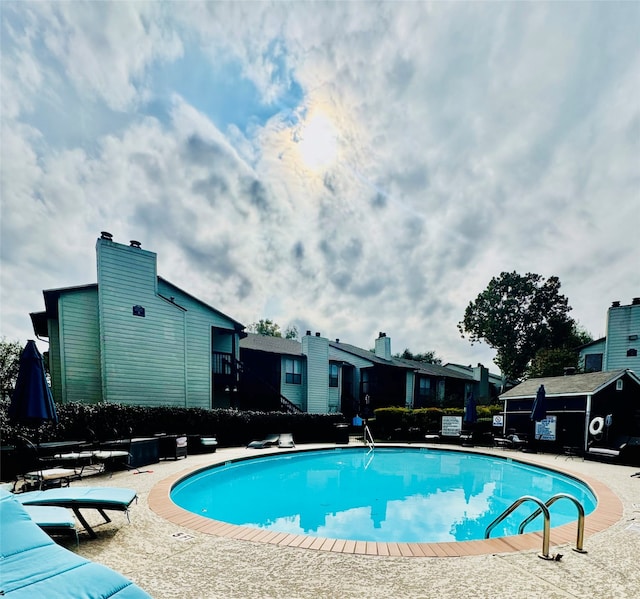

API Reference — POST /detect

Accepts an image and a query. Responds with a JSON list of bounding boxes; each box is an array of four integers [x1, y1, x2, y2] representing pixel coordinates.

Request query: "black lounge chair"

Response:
[[494, 433, 526, 450], [247, 434, 280, 449], [13, 436, 78, 491]]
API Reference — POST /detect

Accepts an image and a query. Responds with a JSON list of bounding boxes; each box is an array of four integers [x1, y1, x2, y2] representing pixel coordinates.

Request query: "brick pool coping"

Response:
[[148, 446, 623, 557]]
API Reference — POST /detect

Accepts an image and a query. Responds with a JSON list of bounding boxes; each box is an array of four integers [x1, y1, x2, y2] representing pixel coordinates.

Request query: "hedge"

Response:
[[372, 405, 503, 439], [0, 400, 345, 447]]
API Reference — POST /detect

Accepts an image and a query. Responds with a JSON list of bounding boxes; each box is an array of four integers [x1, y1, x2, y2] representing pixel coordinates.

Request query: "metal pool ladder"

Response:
[[363, 424, 375, 453], [484, 493, 587, 560]]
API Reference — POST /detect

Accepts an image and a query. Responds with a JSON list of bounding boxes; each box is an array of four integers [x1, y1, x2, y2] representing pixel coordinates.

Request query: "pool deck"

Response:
[[64, 442, 640, 598]]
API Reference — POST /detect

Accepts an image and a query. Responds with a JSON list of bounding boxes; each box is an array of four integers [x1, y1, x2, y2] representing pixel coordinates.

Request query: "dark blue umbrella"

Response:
[[9, 340, 58, 427], [530, 384, 547, 422], [464, 392, 477, 424]]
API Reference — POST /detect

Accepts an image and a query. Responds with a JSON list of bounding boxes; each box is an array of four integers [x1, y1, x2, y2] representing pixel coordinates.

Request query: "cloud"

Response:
[[1, 1, 638, 372]]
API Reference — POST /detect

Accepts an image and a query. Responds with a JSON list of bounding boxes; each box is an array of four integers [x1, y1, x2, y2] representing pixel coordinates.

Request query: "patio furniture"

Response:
[[585, 436, 639, 464], [23, 504, 79, 544], [156, 434, 188, 460], [76, 428, 131, 473], [247, 434, 280, 449], [278, 433, 295, 448], [98, 438, 159, 469], [0, 489, 150, 597], [494, 433, 526, 450], [17, 486, 137, 540], [187, 435, 218, 453], [12, 436, 78, 492]]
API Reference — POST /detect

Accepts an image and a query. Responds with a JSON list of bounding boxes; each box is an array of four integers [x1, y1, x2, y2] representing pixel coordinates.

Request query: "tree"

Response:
[[527, 348, 579, 378], [458, 272, 576, 381], [394, 348, 442, 365], [248, 320, 299, 340], [283, 325, 299, 340], [528, 323, 593, 378], [0, 338, 23, 400]]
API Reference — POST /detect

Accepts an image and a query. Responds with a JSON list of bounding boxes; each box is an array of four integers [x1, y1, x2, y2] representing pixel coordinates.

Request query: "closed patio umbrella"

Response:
[[530, 384, 547, 423], [464, 392, 477, 425], [530, 384, 547, 447], [9, 340, 58, 429]]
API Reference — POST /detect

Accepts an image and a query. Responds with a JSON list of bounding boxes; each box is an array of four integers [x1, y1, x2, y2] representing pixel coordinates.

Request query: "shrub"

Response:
[[0, 401, 345, 447]]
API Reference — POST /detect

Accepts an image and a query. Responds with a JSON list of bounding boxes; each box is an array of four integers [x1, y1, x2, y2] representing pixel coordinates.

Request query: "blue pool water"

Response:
[[171, 448, 597, 543]]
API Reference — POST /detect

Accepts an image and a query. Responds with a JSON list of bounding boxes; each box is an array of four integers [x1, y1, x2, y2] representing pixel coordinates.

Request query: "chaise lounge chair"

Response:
[[13, 436, 79, 492], [16, 486, 137, 539], [23, 505, 79, 544], [278, 433, 295, 448], [0, 489, 150, 597], [494, 433, 526, 450], [247, 434, 280, 449]]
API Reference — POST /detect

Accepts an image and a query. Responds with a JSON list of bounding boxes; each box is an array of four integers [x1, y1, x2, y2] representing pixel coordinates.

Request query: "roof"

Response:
[[576, 337, 606, 351], [329, 341, 471, 378], [499, 369, 639, 399], [329, 341, 412, 368], [33, 278, 245, 334], [444, 362, 504, 383], [158, 277, 244, 331], [393, 357, 473, 380], [240, 333, 303, 356]]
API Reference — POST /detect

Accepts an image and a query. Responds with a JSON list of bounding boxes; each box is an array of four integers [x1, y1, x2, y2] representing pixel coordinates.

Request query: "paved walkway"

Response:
[[67, 444, 640, 599]]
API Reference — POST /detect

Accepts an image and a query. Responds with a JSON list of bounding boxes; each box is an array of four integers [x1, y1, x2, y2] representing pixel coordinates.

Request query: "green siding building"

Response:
[[31, 233, 245, 409]]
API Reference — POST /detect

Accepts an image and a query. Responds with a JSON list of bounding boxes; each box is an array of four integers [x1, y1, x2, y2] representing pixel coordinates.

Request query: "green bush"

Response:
[[0, 400, 345, 447]]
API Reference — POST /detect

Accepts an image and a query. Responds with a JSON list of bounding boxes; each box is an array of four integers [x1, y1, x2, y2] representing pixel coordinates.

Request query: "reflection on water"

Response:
[[171, 449, 596, 543]]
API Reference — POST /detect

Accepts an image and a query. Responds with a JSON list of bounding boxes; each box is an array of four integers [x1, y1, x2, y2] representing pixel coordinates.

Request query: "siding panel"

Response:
[[98, 241, 186, 406], [58, 288, 102, 404]]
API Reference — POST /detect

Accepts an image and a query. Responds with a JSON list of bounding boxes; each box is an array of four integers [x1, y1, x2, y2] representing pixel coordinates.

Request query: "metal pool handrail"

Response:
[[518, 493, 587, 553], [363, 424, 375, 453], [485, 495, 553, 560]]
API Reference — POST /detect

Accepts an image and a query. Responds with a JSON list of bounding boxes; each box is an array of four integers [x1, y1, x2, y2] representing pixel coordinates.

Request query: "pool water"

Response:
[[170, 448, 597, 543]]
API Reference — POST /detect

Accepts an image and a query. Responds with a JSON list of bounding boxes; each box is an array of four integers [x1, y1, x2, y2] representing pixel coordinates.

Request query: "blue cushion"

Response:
[[23, 505, 75, 529], [0, 489, 150, 598], [3, 562, 144, 598], [0, 490, 54, 557], [18, 486, 136, 508]]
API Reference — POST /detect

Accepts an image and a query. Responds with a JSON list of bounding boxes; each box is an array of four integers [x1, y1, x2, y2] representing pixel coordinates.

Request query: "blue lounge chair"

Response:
[[17, 486, 137, 539], [0, 489, 150, 597], [23, 505, 78, 544]]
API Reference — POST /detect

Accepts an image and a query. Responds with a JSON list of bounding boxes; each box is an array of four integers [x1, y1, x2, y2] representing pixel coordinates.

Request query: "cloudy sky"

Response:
[[1, 1, 638, 373]]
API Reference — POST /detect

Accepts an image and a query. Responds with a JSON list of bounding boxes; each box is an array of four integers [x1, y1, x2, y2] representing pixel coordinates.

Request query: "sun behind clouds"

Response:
[[297, 112, 338, 170]]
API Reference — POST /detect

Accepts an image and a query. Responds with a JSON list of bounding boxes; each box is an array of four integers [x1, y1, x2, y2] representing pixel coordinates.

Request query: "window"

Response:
[[329, 363, 339, 387], [417, 377, 431, 398], [361, 369, 370, 395], [285, 359, 302, 384], [584, 353, 603, 372], [627, 348, 638, 357]]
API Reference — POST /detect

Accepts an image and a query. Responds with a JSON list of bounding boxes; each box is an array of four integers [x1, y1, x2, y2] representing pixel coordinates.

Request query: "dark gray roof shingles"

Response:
[[240, 333, 303, 356], [500, 369, 631, 398]]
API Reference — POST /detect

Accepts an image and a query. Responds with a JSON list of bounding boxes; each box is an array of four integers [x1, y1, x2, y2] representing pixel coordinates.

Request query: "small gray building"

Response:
[[500, 369, 640, 455]]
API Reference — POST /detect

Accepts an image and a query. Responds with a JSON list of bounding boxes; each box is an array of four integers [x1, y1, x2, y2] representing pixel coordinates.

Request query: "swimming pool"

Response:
[[170, 448, 597, 544]]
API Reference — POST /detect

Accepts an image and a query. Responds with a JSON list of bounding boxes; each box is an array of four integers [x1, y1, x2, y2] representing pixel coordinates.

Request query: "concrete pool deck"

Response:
[[65, 443, 640, 598]]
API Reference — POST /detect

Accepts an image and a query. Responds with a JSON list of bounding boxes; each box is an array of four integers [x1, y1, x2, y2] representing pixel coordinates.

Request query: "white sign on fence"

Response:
[[535, 415, 557, 441], [492, 415, 504, 428], [441, 416, 462, 437]]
